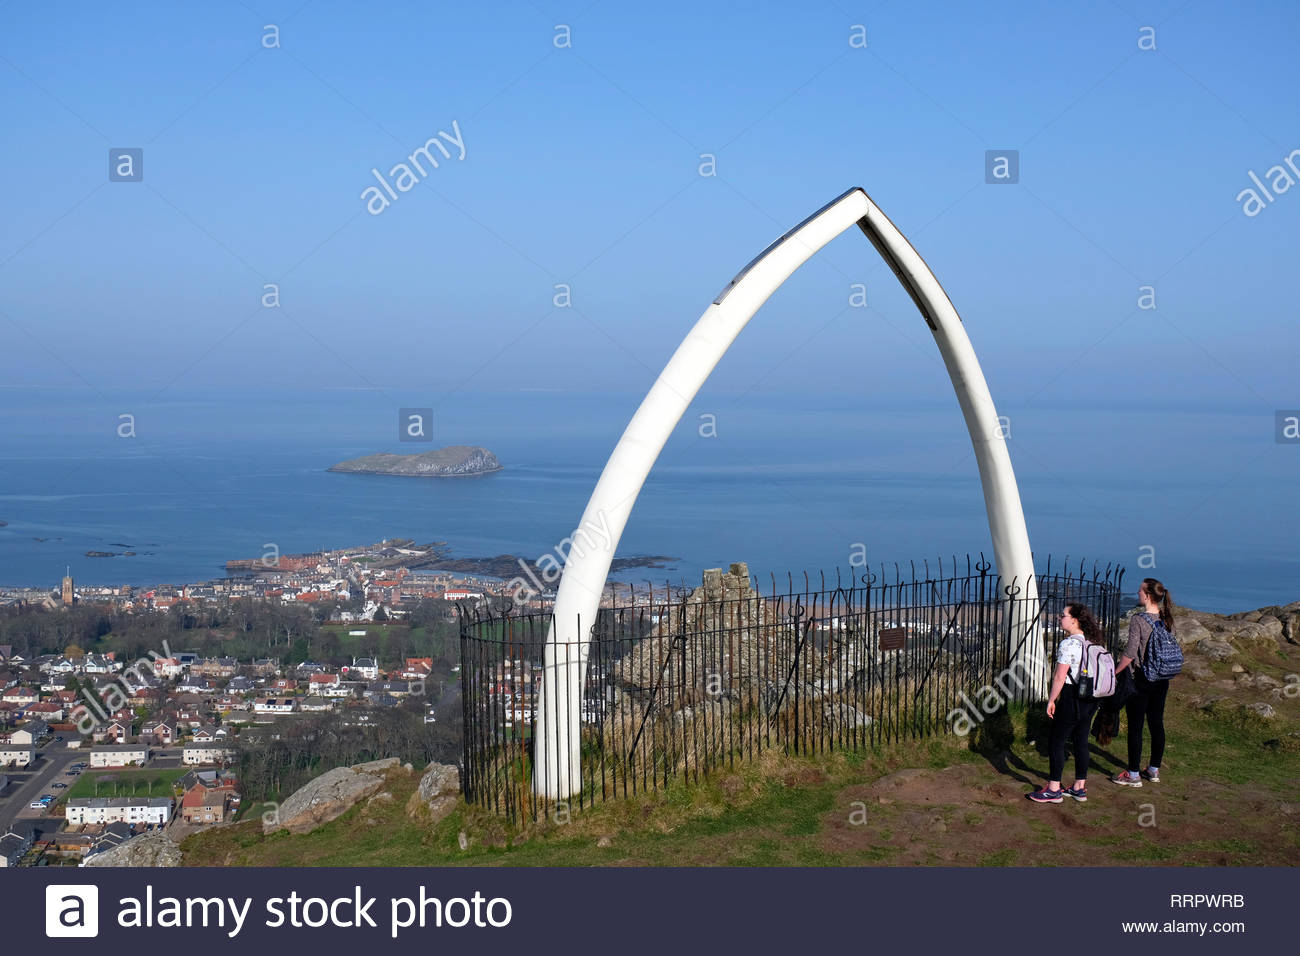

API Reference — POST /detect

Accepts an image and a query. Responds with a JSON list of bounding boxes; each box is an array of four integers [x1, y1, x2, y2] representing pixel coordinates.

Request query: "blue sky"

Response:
[[2, 0, 1297, 413]]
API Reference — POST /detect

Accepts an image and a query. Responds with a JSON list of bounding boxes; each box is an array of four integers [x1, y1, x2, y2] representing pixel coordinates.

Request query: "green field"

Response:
[[65, 767, 188, 800]]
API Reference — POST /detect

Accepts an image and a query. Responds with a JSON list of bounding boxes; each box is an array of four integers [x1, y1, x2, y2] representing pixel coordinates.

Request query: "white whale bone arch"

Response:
[[533, 187, 1041, 800]]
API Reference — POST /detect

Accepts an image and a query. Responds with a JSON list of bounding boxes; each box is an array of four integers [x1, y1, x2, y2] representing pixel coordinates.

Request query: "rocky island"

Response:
[[328, 445, 502, 478]]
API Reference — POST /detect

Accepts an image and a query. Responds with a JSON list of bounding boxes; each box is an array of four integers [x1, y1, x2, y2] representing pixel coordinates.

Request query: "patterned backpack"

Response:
[[1140, 612, 1183, 681]]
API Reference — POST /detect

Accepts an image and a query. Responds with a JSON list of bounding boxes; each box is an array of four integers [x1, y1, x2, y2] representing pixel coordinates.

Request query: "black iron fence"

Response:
[[459, 556, 1126, 822]]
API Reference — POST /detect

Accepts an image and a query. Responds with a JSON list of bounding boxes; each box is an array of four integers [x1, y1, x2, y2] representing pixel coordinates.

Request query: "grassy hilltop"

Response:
[[183, 612, 1300, 867]]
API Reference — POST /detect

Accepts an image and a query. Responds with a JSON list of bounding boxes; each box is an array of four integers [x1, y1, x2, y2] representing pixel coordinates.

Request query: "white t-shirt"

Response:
[[1056, 634, 1085, 682]]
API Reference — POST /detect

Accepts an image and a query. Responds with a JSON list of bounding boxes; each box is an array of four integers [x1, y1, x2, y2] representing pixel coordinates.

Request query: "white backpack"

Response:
[[1075, 639, 1116, 699]]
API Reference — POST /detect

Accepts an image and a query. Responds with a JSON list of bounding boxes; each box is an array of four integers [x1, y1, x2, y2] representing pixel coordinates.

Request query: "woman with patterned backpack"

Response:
[[1028, 603, 1112, 804], [1112, 577, 1183, 787]]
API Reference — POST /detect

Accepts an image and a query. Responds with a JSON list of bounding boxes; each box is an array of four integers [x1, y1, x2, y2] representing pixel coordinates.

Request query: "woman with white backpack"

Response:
[[1111, 578, 1182, 787], [1028, 603, 1111, 804]]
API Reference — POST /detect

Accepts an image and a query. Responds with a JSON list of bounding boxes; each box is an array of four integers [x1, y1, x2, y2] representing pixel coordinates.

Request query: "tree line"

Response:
[[235, 698, 463, 803], [0, 597, 462, 671]]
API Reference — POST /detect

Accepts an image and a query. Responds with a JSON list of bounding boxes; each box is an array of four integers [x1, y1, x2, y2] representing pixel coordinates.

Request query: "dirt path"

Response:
[[822, 742, 1298, 866]]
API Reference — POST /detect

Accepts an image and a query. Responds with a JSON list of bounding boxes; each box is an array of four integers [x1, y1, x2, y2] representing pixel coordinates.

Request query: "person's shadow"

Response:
[[970, 705, 1126, 785], [967, 706, 1035, 785]]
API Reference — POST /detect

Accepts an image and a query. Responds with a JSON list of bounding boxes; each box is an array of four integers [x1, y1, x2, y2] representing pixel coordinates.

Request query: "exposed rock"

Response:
[[596, 835, 613, 847], [1230, 663, 1245, 674], [620, 563, 774, 695], [822, 702, 873, 730], [1277, 607, 1300, 644], [407, 761, 460, 825], [457, 830, 469, 851], [1181, 657, 1214, 681], [1257, 615, 1285, 639], [1225, 621, 1282, 650], [350, 757, 399, 774], [1173, 615, 1213, 648], [1201, 698, 1277, 723], [84, 832, 181, 867], [1195, 640, 1238, 662], [264, 765, 386, 835], [367, 791, 394, 805]]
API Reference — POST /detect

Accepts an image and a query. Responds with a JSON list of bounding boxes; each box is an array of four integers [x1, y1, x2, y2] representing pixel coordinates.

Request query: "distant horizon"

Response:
[[4, 4, 1296, 617]]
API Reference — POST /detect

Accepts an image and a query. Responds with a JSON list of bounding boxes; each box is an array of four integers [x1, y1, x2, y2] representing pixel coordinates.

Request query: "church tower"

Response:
[[61, 568, 74, 605]]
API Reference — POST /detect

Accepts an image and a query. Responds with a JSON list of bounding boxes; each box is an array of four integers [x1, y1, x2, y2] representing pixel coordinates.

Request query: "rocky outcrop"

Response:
[[822, 701, 873, 730], [1172, 614, 1213, 648], [406, 762, 460, 824], [83, 832, 181, 867], [352, 757, 401, 774], [328, 445, 502, 478], [263, 762, 390, 835], [1174, 602, 1297, 651], [620, 563, 773, 695]]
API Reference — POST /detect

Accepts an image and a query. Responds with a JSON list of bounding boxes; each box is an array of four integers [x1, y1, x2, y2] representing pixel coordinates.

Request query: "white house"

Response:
[[152, 657, 186, 679], [252, 697, 297, 715], [0, 747, 34, 767], [64, 796, 172, 826], [89, 745, 149, 768], [348, 658, 379, 680], [7, 721, 47, 746], [82, 654, 119, 675], [182, 742, 236, 765]]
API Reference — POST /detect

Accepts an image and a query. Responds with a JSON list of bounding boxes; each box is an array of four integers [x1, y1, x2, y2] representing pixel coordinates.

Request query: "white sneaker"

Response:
[[1110, 771, 1143, 787], [1140, 767, 1160, 783]]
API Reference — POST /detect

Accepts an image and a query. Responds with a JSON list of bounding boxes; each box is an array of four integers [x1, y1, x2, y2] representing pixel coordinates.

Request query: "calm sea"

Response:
[[0, 387, 1294, 613]]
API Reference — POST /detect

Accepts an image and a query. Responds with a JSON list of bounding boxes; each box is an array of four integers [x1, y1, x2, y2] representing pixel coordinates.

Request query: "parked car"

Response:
[[52, 782, 68, 789], [29, 800, 45, 810]]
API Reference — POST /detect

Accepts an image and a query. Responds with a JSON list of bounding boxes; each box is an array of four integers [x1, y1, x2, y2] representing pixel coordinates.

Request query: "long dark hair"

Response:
[[1066, 603, 1104, 646], [1141, 577, 1175, 634]]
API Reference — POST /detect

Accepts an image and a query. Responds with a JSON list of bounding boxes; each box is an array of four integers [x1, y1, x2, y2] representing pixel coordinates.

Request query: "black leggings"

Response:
[[1050, 693, 1099, 783], [1126, 675, 1169, 772]]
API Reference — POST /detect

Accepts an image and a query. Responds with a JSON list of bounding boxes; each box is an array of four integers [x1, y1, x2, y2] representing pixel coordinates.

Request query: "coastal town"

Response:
[[0, 629, 469, 867], [0, 538, 542, 868], [1, 538, 530, 618], [0, 535, 662, 619]]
